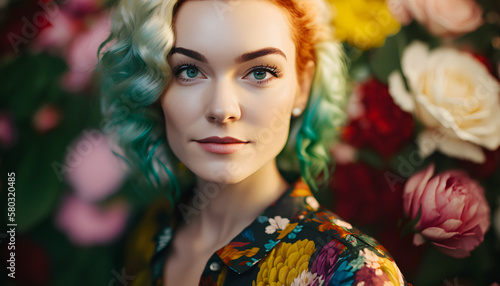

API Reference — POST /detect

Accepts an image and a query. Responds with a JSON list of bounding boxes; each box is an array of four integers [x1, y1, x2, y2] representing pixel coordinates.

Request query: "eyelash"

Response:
[[171, 63, 283, 84], [244, 64, 283, 84], [172, 62, 203, 83]]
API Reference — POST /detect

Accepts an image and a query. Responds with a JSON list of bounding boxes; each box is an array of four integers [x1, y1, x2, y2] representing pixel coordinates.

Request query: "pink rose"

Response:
[[403, 164, 490, 258], [56, 195, 129, 246], [388, 0, 484, 37]]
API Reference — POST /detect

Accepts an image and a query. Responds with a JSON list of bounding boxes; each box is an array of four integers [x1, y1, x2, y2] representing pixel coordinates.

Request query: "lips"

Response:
[[195, 136, 248, 154], [196, 136, 247, 144]]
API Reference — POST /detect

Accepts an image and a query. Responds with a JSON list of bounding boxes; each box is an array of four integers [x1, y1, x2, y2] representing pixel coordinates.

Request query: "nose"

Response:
[[205, 79, 242, 124]]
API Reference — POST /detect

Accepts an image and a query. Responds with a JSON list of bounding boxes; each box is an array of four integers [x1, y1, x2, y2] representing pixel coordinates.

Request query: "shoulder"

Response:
[[292, 207, 407, 286]]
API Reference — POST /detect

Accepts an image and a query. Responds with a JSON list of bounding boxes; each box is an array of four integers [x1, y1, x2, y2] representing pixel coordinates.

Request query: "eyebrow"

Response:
[[169, 47, 287, 64], [169, 47, 208, 63], [235, 47, 287, 63]]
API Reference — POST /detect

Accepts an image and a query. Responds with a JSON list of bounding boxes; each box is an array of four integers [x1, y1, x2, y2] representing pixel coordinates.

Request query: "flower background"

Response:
[[1, 0, 500, 285]]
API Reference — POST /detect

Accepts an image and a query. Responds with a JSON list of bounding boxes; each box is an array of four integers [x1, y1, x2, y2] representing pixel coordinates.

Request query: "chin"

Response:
[[188, 161, 252, 185], [197, 171, 250, 186]]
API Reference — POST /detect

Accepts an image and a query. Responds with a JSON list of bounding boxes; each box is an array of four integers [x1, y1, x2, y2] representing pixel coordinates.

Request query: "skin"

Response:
[[160, 1, 315, 285]]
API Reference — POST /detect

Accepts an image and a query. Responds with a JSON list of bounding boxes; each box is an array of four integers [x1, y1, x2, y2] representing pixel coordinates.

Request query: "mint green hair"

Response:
[[98, 0, 348, 204]]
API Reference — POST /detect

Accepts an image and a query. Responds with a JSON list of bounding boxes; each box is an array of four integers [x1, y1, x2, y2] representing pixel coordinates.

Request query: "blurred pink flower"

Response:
[[32, 12, 81, 54], [64, 130, 126, 202], [60, 13, 111, 93], [403, 164, 490, 258], [388, 0, 484, 37], [0, 111, 17, 149], [331, 142, 357, 165], [32, 104, 61, 133], [387, 0, 412, 25], [56, 195, 129, 246]]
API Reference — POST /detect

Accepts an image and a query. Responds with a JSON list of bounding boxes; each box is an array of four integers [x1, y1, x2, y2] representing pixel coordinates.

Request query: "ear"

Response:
[[293, 60, 315, 115]]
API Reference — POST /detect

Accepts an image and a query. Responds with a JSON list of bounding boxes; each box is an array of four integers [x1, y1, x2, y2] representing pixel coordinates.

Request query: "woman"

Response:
[[99, 0, 408, 285]]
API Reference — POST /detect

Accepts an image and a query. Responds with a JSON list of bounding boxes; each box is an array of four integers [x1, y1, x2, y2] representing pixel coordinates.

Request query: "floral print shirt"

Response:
[[149, 180, 407, 286]]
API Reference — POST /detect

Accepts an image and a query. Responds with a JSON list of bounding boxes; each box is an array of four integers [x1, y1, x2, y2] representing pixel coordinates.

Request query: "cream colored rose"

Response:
[[389, 42, 500, 163]]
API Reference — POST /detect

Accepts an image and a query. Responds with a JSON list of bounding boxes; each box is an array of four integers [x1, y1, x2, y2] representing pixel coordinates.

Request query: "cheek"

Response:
[[250, 85, 297, 146], [162, 88, 198, 130]]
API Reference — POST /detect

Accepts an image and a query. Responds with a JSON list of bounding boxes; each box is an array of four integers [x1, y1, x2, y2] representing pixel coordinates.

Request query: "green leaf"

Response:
[[16, 136, 66, 232], [0, 53, 66, 120], [356, 148, 385, 169], [368, 31, 408, 84], [400, 207, 421, 238]]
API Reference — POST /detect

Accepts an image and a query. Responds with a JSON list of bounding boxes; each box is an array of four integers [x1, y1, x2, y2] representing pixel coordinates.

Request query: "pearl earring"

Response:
[[292, 107, 302, 117]]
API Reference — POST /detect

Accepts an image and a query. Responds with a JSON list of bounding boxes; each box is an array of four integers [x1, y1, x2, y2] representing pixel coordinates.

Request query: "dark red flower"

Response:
[[330, 162, 404, 226], [470, 54, 496, 77], [343, 78, 414, 158], [377, 227, 425, 279], [1, 0, 53, 55], [459, 147, 500, 178]]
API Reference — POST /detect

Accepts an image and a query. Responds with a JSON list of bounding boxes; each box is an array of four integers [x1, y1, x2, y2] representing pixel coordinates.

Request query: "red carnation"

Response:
[[343, 78, 415, 158]]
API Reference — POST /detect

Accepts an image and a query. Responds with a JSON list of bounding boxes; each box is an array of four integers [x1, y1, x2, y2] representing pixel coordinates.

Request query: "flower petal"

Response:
[[388, 71, 415, 113], [421, 227, 458, 241]]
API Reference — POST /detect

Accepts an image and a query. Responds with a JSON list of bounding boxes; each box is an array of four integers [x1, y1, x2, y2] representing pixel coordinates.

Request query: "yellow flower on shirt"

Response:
[[252, 239, 316, 286]]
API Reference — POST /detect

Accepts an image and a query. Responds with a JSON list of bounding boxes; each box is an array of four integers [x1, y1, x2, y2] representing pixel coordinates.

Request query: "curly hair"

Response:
[[98, 0, 349, 205]]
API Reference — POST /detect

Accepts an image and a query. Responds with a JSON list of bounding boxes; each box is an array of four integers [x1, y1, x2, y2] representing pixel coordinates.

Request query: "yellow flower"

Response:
[[328, 0, 401, 49], [252, 239, 316, 286]]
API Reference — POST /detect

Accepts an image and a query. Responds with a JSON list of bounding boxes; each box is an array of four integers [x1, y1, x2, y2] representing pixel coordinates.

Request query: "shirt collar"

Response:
[[215, 179, 318, 274], [152, 179, 319, 275]]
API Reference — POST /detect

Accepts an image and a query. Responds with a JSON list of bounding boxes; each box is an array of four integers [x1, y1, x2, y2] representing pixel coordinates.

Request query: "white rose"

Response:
[[389, 41, 500, 163]]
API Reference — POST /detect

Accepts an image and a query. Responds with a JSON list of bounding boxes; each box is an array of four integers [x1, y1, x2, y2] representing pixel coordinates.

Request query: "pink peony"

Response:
[[403, 164, 490, 258], [56, 194, 129, 246], [388, 0, 484, 37], [64, 130, 127, 202]]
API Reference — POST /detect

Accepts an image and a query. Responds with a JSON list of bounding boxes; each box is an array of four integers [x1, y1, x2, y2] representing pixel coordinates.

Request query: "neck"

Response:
[[182, 159, 289, 249]]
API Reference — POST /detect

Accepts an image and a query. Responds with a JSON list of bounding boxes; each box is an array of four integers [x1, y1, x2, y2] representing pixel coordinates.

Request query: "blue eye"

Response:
[[185, 67, 199, 78], [173, 64, 206, 82], [252, 70, 267, 80], [244, 65, 282, 84]]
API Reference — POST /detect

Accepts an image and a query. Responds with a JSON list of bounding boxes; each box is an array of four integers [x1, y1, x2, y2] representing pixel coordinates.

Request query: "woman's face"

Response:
[[161, 0, 311, 184]]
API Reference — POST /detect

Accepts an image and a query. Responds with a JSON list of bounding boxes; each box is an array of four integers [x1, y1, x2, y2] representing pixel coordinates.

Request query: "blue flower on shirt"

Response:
[[264, 239, 278, 251], [257, 215, 269, 224], [242, 229, 255, 242], [287, 224, 303, 239]]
